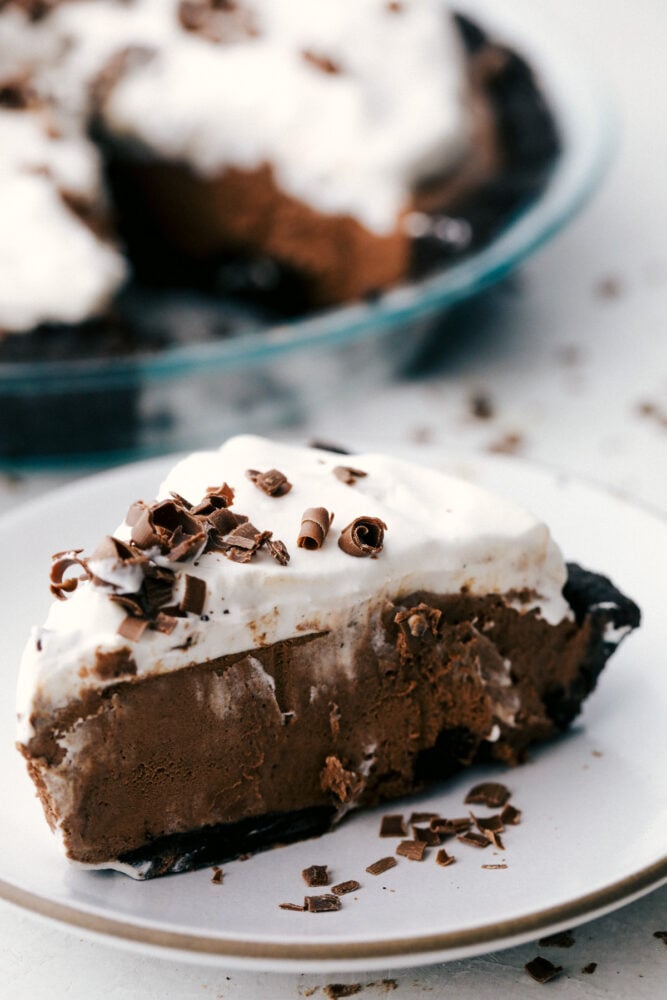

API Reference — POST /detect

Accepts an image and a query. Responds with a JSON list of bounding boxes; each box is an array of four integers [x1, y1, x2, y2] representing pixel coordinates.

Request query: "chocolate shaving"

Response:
[[322, 987, 361, 999], [396, 839, 427, 861], [333, 466, 367, 486], [266, 538, 290, 566], [501, 803, 522, 825], [245, 468, 292, 497], [190, 483, 235, 516], [471, 812, 505, 835], [50, 550, 92, 600], [409, 811, 440, 824], [211, 866, 223, 884], [279, 902, 305, 912], [581, 963, 597, 974], [180, 574, 207, 615], [525, 957, 563, 984], [379, 814, 407, 838], [654, 931, 667, 945], [331, 880, 360, 896], [220, 522, 271, 563], [464, 782, 511, 808], [457, 831, 491, 849], [153, 611, 178, 635], [338, 516, 387, 558], [297, 507, 334, 550], [302, 865, 330, 887], [538, 930, 576, 948], [435, 848, 455, 867], [366, 857, 397, 876], [413, 826, 441, 846], [482, 864, 508, 870], [304, 894, 341, 913], [309, 439, 352, 455], [430, 817, 472, 835]]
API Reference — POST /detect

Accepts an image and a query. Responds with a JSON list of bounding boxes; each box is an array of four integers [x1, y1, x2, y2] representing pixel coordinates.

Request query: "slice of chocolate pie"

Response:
[[16, 437, 640, 878]]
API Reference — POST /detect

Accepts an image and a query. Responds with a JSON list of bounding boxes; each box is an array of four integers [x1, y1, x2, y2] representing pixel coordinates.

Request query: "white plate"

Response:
[[1, 452, 665, 972]]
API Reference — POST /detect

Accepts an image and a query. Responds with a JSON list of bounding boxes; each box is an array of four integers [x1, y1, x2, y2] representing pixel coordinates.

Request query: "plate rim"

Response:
[[2, 448, 667, 968], [2, 862, 667, 967]]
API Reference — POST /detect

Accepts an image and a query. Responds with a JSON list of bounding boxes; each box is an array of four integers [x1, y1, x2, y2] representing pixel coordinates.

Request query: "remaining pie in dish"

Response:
[[16, 437, 640, 877]]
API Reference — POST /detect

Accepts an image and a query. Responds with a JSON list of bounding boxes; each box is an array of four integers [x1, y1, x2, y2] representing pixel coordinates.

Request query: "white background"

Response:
[[2, 0, 666, 995]]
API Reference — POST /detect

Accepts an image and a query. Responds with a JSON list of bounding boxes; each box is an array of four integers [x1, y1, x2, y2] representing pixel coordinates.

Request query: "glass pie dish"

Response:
[[0, 0, 613, 470]]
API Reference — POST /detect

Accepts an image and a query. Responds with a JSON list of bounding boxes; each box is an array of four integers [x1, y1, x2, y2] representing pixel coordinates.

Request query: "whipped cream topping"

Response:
[[16, 436, 571, 742], [0, 108, 127, 333], [2, 0, 470, 236]]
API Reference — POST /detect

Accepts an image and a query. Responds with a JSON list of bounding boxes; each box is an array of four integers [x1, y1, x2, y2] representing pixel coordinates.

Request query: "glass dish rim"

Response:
[[0, 0, 614, 390]]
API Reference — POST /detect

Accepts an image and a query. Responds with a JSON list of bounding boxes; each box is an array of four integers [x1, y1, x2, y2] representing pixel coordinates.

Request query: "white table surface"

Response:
[[2, 0, 666, 995]]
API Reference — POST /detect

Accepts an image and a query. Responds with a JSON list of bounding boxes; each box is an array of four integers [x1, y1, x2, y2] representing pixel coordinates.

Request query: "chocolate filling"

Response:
[[20, 564, 639, 877]]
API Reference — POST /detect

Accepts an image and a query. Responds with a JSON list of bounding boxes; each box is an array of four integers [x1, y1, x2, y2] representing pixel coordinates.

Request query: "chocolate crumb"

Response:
[[653, 930, 667, 945], [501, 803, 522, 825], [211, 866, 223, 884], [581, 962, 597, 974], [331, 880, 361, 896], [538, 929, 576, 948], [470, 390, 495, 420], [279, 902, 305, 912], [302, 864, 330, 887], [465, 782, 511, 808], [333, 466, 368, 486], [435, 848, 455, 867], [482, 864, 508, 870], [304, 894, 341, 913], [525, 957, 563, 983], [298, 508, 334, 550], [245, 467, 292, 497], [396, 839, 427, 861], [302, 50, 340, 75], [637, 400, 667, 429], [94, 647, 137, 680], [322, 986, 361, 999], [366, 856, 397, 876], [487, 432, 524, 455], [595, 275, 623, 300], [379, 814, 407, 838], [457, 831, 491, 849]]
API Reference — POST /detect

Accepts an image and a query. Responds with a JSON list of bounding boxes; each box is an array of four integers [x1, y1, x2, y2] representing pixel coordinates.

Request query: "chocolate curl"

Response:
[[50, 550, 92, 600], [337, 516, 387, 558], [332, 466, 367, 486], [297, 508, 334, 550], [246, 468, 292, 497]]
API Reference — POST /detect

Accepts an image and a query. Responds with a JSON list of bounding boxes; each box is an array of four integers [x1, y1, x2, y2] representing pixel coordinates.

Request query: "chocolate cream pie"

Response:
[[16, 437, 640, 878]]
